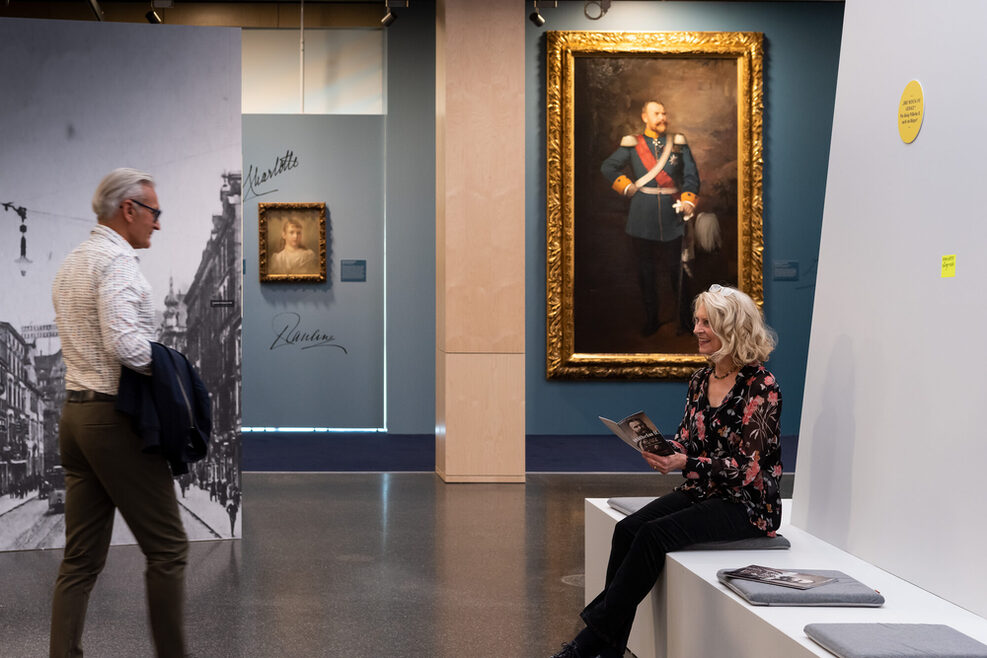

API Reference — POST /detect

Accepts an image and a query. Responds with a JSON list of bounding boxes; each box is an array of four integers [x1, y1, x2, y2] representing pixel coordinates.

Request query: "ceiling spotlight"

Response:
[[381, 0, 397, 27], [529, 3, 546, 28], [145, 9, 162, 24], [584, 0, 611, 20], [87, 0, 104, 21]]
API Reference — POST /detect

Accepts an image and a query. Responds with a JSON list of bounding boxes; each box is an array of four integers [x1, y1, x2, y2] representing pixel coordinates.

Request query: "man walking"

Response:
[[601, 100, 701, 336], [50, 168, 188, 657]]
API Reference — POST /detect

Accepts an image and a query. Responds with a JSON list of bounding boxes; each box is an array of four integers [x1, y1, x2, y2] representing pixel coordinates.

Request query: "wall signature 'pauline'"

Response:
[[270, 312, 347, 353]]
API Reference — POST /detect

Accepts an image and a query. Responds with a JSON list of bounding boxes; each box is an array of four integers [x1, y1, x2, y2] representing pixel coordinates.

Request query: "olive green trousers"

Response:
[[50, 399, 188, 658]]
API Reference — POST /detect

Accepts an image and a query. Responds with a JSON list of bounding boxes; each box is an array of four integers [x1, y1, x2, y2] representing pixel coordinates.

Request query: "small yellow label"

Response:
[[898, 80, 924, 144], [941, 254, 956, 278]]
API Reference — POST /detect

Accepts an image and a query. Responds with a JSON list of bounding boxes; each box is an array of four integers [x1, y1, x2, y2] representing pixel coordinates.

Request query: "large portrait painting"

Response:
[[546, 31, 764, 379], [258, 202, 328, 283]]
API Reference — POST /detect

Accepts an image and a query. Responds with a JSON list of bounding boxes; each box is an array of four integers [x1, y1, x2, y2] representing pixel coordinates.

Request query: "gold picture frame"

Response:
[[545, 31, 764, 379], [258, 202, 328, 283]]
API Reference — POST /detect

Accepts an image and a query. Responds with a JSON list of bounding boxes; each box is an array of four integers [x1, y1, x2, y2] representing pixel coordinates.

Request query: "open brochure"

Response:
[[722, 565, 836, 590], [598, 411, 678, 457]]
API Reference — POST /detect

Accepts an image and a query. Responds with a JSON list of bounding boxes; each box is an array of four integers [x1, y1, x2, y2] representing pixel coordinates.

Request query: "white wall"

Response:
[[242, 28, 383, 114], [793, 0, 987, 618]]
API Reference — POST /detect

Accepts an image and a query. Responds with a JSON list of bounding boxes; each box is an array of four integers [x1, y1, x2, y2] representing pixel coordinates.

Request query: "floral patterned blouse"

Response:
[[672, 363, 783, 535]]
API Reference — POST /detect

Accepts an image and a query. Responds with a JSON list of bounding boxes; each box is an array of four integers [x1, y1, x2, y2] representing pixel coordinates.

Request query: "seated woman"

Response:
[[551, 284, 783, 658], [269, 218, 318, 275]]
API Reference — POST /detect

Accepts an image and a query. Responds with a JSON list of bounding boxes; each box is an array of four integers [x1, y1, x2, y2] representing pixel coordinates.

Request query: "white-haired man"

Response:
[[50, 168, 188, 657]]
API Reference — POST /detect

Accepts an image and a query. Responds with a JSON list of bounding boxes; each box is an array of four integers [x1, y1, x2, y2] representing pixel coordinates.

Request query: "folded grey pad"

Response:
[[606, 497, 790, 550], [804, 623, 987, 658], [717, 569, 885, 606]]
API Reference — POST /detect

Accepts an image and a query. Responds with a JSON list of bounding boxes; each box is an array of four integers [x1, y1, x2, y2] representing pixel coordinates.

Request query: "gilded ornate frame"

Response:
[[545, 31, 764, 379], [258, 202, 328, 283]]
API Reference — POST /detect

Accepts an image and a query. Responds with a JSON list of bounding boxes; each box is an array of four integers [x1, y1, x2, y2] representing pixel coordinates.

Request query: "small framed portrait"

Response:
[[258, 202, 327, 283], [545, 31, 765, 379]]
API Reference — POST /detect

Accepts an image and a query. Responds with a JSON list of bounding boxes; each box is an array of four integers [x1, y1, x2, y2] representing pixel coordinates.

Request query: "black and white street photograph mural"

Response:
[[0, 18, 243, 549]]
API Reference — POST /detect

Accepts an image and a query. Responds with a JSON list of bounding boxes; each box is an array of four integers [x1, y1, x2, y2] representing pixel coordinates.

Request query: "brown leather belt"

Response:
[[66, 389, 116, 403]]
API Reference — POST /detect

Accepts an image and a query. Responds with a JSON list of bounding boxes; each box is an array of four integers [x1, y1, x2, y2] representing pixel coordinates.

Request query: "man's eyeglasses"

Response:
[[128, 198, 162, 223], [708, 283, 736, 296]]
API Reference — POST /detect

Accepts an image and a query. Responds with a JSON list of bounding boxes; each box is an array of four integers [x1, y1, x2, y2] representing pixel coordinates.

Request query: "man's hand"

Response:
[[673, 199, 695, 220], [641, 450, 688, 474], [623, 183, 638, 197]]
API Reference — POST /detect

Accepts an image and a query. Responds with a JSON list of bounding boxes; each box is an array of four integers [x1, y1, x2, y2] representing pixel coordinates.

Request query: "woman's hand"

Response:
[[641, 450, 688, 474]]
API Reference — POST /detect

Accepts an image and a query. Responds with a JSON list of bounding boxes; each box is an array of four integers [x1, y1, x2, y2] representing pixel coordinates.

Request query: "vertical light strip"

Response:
[[381, 30, 389, 433], [299, 0, 305, 113]]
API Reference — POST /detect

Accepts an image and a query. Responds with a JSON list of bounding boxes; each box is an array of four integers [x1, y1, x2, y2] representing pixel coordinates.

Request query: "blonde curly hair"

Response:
[[693, 285, 776, 367]]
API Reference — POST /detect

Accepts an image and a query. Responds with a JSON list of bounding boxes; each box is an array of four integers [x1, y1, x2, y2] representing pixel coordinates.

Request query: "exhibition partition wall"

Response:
[[0, 18, 243, 548], [237, 9, 435, 436], [793, 0, 987, 619], [241, 115, 385, 429]]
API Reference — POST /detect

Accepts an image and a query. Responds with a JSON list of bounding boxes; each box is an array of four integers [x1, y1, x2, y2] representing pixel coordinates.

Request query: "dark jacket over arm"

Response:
[[116, 342, 211, 475]]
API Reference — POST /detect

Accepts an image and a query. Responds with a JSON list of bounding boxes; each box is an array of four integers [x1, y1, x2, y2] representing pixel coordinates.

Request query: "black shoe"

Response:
[[549, 641, 583, 658]]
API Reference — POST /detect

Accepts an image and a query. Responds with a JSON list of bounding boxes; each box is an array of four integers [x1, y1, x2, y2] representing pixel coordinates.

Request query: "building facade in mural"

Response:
[[0, 322, 45, 496], [177, 171, 242, 533], [158, 278, 188, 354], [33, 351, 65, 473]]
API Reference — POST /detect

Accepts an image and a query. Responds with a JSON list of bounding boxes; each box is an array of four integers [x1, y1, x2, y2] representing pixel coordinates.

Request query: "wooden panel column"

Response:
[[435, 0, 525, 482]]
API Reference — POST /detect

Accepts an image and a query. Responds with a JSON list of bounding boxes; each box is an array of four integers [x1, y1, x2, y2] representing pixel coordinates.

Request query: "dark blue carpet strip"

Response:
[[241, 433, 799, 473]]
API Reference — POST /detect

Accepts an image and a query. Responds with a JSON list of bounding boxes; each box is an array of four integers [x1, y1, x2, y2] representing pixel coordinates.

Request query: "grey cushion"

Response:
[[804, 623, 987, 658], [686, 535, 791, 550], [716, 569, 885, 607], [607, 496, 659, 516], [606, 497, 790, 550]]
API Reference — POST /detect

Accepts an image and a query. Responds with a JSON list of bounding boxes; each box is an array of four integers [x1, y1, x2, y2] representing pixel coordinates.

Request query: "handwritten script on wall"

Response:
[[270, 312, 347, 353], [245, 149, 300, 201]]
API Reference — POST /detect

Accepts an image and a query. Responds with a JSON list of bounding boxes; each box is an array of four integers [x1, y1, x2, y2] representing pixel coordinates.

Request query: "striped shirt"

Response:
[[52, 224, 153, 395]]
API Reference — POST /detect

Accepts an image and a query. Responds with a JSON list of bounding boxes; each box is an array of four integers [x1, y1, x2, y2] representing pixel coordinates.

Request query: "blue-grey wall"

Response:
[[525, 2, 844, 437], [239, 1, 842, 443], [383, 3, 437, 434], [242, 115, 385, 429], [239, 4, 437, 434]]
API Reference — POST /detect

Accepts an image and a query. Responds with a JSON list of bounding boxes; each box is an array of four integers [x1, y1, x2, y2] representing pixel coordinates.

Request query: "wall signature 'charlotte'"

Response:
[[244, 148, 299, 201]]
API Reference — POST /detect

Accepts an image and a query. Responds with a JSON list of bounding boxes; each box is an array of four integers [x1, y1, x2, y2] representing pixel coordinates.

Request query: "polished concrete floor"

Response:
[[1, 472, 794, 657]]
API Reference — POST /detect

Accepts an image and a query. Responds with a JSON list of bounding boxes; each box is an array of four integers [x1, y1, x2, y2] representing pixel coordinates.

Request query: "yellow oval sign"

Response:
[[898, 80, 924, 144]]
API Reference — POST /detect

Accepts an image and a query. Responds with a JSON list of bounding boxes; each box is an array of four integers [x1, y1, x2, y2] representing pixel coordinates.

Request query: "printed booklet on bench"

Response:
[[598, 411, 678, 457], [723, 565, 835, 590]]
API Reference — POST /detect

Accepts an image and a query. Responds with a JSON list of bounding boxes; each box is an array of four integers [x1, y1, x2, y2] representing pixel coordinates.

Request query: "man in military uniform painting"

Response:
[[601, 100, 700, 336]]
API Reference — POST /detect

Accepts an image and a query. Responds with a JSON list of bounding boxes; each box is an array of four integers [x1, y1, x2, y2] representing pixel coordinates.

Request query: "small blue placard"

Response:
[[772, 260, 799, 281], [340, 259, 367, 282]]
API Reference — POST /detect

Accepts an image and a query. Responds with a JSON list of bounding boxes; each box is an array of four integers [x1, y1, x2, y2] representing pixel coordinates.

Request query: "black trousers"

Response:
[[632, 236, 688, 330], [50, 400, 188, 658], [580, 491, 762, 652]]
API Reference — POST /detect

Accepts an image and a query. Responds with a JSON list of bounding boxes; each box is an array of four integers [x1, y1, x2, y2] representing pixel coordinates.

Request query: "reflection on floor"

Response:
[[0, 472, 794, 657]]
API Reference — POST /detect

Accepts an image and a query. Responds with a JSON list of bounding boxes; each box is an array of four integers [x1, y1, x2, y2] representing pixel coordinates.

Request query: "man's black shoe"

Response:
[[549, 641, 583, 658]]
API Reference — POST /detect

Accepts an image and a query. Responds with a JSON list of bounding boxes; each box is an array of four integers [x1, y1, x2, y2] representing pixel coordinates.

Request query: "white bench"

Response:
[[585, 498, 987, 658]]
